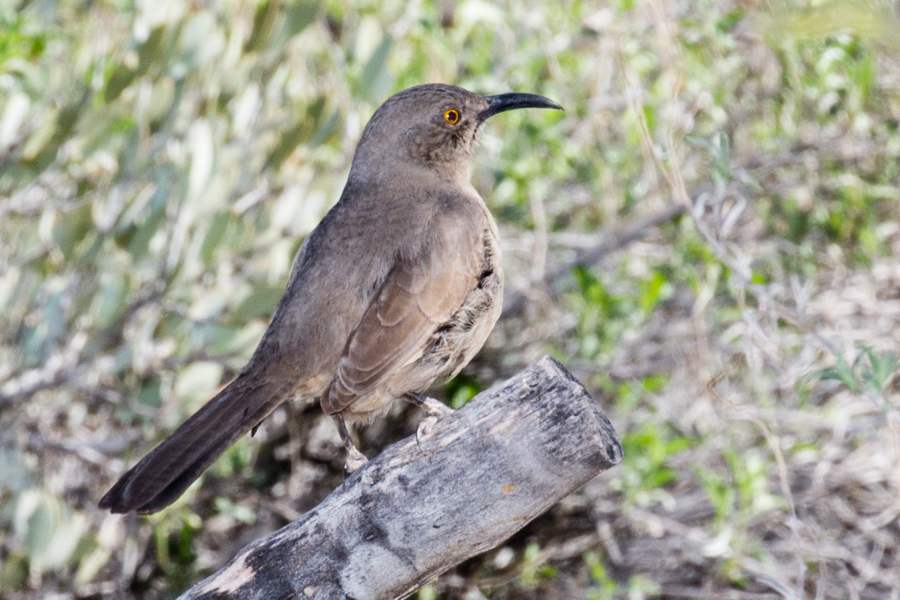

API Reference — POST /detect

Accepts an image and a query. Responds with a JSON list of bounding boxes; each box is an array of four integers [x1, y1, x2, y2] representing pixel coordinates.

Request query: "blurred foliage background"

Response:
[[2, 0, 900, 598]]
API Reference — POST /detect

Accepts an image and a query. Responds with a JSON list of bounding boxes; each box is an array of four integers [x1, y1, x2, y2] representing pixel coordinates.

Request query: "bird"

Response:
[[99, 83, 562, 515]]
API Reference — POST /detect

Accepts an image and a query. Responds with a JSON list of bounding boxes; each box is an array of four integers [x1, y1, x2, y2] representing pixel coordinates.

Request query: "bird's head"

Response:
[[350, 84, 562, 182]]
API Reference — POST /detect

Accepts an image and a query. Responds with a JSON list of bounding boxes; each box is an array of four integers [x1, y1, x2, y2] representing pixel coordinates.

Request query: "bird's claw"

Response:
[[344, 447, 368, 475], [405, 392, 454, 418], [403, 392, 455, 449], [422, 401, 454, 420], [417, 415, 439, 444]]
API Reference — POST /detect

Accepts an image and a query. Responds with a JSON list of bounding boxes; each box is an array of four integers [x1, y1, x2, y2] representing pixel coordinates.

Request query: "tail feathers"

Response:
[[99, 375, 289, 515]]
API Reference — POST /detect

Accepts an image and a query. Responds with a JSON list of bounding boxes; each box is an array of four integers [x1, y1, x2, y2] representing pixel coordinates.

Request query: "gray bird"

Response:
[[99, 84, 561, 515]]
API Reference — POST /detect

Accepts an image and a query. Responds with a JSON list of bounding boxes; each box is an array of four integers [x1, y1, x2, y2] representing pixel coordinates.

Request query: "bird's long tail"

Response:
[[99, 373, 289, 515]]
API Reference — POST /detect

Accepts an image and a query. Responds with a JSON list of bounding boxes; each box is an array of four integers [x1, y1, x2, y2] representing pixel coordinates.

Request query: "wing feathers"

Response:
[[320, 207, 484, 415]]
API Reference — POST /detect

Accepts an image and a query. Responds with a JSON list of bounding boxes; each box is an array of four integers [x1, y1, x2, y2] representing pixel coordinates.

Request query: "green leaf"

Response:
[[310, 110, 339, 146], [695, 466, 736, 522], [22, 97, 85, 170], [230, 285, 285, 323], [138, 375, 163, 409], [14, 489, 86, 572], [266, 97, 325, 170], [638, 270, 667, 314], [417, 584, 437, 600], [860, 346, 899, 393], [105, 63, 137, 103], [641, 373, 668, 393], [20, 108, 58, 161], [445, 374, 481, 409], [137, 25, 167, 75], [22, 498, 56, 565], [0, 550, 28, 591], [284, 0, 321, 37], [52, 203, 93, 259], [355, 34, 393, 103], [175, 361, 225, 407], [94, 274, 130, 328], [245, 0, 280, 52], [818, 356, 861, 394], [201, 211, 231, 264]]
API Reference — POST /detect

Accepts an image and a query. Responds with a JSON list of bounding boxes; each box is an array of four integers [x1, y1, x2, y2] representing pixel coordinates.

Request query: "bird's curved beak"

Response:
[[478, 93, 563, 121]]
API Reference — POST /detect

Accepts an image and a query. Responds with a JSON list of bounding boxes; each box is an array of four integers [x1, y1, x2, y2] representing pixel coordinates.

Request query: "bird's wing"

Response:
[[320, 207, 484, 415]]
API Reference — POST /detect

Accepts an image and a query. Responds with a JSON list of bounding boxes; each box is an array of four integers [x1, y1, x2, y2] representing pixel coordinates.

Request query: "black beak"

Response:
[[478, 93, 563, 121]]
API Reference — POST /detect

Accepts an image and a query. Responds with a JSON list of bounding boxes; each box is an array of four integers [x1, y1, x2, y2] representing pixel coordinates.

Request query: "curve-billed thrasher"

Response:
[[99, 84, 561, 514]]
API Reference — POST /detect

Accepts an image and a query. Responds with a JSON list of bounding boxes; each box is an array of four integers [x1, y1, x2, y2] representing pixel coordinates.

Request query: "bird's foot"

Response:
[[403, 393, 455, 446], [403, 392, 454, 419], [344, 446, 368, 475], [417, 415, 439, 440], [332, 413, 368, 480]]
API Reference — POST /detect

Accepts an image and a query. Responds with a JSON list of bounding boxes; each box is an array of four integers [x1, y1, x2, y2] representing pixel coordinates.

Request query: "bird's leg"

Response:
[[402, 392, 455, 441], [331, 413, 368, 475]]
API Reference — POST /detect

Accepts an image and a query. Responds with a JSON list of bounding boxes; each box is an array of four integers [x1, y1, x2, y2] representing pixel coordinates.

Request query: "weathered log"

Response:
[[178, 356, 623, 600]]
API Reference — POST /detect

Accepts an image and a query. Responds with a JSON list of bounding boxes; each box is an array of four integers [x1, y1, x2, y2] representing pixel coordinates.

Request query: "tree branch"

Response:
[[178, 356, 623, 600]]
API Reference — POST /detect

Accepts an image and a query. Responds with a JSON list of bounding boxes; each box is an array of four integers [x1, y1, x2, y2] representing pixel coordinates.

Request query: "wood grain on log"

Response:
[[178, 356, 623, 600]]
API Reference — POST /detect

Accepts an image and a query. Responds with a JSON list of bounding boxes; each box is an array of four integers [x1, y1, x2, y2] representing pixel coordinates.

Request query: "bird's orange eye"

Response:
[[444, 109, 460, 124]]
